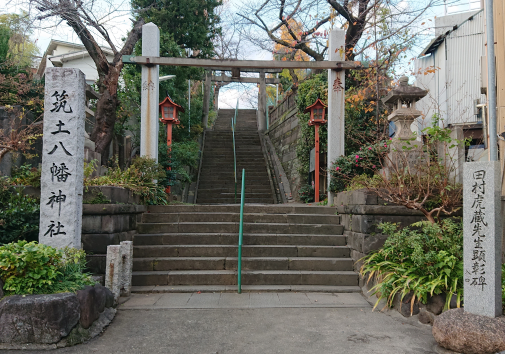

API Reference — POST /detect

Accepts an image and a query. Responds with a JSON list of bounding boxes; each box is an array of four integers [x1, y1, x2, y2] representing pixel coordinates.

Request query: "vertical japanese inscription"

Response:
[[463, 161, 502, 318], [39, 68, 85, 249], [467, 170, 487, 290]]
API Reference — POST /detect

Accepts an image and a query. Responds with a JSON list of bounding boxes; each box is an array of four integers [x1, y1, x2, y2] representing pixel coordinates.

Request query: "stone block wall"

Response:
[[334, 189, 428, 276], [266, 94, 301, 200], [83, 203, 145, 275]]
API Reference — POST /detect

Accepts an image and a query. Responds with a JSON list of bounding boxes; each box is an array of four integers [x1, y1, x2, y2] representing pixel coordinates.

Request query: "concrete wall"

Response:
[[266, 94, 301, 199]]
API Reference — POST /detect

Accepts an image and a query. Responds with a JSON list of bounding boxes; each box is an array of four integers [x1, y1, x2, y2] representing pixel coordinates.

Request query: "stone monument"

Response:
[[463, 161, 502, 317], [39, 68, 85, 249]]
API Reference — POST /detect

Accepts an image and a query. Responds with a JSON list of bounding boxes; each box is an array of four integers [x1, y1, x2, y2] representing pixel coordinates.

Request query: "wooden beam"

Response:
[[122, 55, 368, 70], [211, 75, 280, 84]]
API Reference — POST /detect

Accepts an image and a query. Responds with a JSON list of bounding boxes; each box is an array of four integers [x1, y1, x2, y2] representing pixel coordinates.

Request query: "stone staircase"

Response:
[[196, 109, 275, 204], [131, 204, 360, 293]]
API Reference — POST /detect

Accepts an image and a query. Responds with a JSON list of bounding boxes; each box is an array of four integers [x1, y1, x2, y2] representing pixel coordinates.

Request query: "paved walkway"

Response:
[[3, 292, 440, 354]]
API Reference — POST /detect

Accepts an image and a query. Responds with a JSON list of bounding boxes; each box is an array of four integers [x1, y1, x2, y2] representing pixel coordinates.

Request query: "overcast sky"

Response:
[[0, 0, 482, 109]]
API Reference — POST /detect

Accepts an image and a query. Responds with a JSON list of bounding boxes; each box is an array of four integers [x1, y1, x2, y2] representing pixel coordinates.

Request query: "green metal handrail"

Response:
[[232, 99, 239, 203], [237, 168, 245, 293]]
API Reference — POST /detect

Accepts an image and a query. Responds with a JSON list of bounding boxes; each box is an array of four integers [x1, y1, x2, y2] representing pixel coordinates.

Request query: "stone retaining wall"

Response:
[[266, 94, 301, 199], [83, 203, 145, 276], [334, 189, 431, 276]]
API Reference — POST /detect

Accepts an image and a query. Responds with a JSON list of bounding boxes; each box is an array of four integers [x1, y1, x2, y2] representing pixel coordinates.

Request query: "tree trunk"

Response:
[[90, 68, 121, 164]]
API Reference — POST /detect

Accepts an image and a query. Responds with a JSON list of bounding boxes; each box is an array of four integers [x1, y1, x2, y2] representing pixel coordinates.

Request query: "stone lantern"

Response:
[[381, 76, 428, 140], [304, 98, 327, 203]]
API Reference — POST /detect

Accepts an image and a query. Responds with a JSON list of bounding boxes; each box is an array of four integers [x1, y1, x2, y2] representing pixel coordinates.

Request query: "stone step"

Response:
[[131, 284, 362, 293], [146, 204, 337, 214], [134, 233, 346, 246], [137, 222, 344, 235], [133, 245, 350, 258], [132, 270, 358, 286], [142, 213, 340, 224], [133, 257, 354, 271], [196, 199, 274, 204]]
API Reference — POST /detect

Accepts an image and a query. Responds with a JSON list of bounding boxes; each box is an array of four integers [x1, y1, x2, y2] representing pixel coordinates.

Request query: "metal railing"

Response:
[[232, 99, 239, 203], [237, 168, 245, 293]]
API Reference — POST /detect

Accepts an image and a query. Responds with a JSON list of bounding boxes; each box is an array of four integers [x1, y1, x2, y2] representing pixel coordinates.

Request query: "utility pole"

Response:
[[485, 0, 497, 160]]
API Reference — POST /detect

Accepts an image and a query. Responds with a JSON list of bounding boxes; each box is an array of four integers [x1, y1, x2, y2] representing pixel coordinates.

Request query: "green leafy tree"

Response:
[[0, 13, 39, 68]]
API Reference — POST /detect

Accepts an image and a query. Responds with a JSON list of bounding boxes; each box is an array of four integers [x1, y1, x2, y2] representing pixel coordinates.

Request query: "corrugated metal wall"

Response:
[[414, 10, 486, 129]]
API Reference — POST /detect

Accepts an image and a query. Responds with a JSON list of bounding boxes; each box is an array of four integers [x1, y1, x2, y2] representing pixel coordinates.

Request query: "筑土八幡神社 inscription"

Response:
[[39, 68, 85, 249], [463, 161, 502, 317]]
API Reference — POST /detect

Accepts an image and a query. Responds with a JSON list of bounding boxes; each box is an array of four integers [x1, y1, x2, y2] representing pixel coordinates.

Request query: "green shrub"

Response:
[[0, 179, 40, 245], [298, 184, 314, 203], [10, 163, 41, 187], [361, 219, 463, 312], [85, 156, 167, 204], [0, 241, 95, 296]]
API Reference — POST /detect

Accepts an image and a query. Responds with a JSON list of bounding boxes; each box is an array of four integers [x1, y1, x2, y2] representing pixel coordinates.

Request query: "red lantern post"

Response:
[[305, 98, 327, 203], [159, 95, 184, 194]]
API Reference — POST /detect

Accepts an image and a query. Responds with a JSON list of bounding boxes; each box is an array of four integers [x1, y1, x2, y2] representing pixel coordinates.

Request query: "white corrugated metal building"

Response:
[[413, 9, 489, 173], [414, 9, 486, 130]]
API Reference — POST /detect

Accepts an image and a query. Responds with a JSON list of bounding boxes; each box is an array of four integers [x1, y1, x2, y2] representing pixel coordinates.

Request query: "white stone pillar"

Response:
[[258, 71, 267, 131], [327, 30, 346, 203], [463, 161, 502, 317], [202, 71, 211, 129], [120, 241, 133, 297], [140, 22, 160, 162], [39, 68, 85, 249], [105, 245, 122, 303]]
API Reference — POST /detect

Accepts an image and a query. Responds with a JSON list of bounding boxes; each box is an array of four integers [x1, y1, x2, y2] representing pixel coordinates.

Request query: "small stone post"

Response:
[[120, 241, 133, 297], [39, 68, 85, 249], [105, 245, 122, 303], [327, 30, 345, 203], [140, 22, 160, 162], [463, 161, 502, 317]]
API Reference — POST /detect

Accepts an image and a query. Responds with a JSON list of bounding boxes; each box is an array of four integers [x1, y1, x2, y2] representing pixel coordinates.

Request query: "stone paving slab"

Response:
[[1, 306, 440, 354], [119, 292, 371, 309]]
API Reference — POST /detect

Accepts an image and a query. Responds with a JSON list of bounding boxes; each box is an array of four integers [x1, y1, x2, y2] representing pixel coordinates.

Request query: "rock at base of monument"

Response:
[[432, 308, 505, 354], [57, 307, 116, 347], [418, 308, 436, 325], [0, 293, 80, 344], [76, 285, 110, 329], [0, 307, 117, 350], [393, 292, 420, 317]]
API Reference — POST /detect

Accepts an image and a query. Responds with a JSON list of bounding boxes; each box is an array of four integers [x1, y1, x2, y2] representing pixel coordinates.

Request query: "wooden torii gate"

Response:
[[202, 68, 282, 131], [126, 23, 367, 202]]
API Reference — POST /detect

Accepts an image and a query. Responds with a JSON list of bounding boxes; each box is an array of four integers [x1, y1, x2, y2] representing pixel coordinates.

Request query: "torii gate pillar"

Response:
[[140, 22, 160, 162], [327, 30, 346, 203]]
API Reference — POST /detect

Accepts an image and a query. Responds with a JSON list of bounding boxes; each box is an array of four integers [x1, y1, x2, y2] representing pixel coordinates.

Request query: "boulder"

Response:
[[432, 308, 505, 354], [424, 294, 446, 315], [93, 284, 107, 313], [0, 293, 80, 344], [393, 292, 420, 317], [76, 286, 100, 329], [418, 308, 435, 325], [103, 286, 115, 308]]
